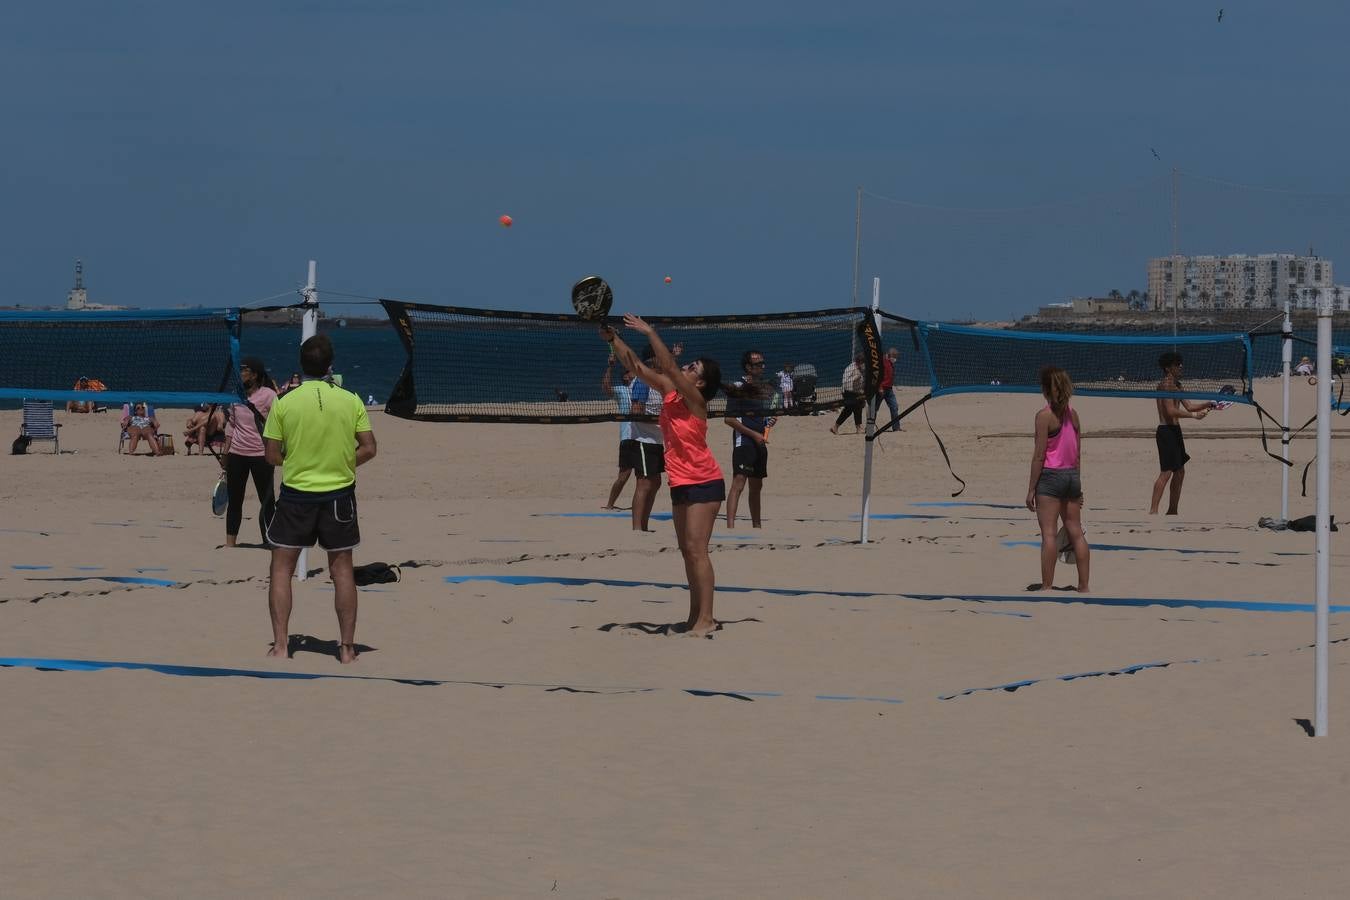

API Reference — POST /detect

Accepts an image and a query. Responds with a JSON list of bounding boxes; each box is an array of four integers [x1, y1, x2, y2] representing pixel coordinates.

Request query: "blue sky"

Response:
[[4, 1, 1349, 319]]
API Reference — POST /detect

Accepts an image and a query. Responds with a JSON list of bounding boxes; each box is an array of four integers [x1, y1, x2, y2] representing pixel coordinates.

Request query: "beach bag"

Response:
[[11, 435, 31, 455], [353, 562, 401, 586], [158, 434, 176, 455]]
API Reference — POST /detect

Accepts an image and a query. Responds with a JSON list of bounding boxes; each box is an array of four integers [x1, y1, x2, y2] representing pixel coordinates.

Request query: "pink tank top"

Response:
[[660, 391, 723, 487], [1043, 405, 1079, 469]]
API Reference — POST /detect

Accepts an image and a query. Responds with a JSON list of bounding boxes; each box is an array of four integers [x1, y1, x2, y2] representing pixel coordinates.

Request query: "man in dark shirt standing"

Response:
[[725, 349, 777, 528]]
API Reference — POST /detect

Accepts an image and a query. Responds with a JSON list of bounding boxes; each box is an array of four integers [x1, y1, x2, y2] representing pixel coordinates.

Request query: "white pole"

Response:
[[1281, 302, 1292, 523], [860, 277, 881, 544], [297, 260, 318, 582], [1313, 290, 1331, 736]]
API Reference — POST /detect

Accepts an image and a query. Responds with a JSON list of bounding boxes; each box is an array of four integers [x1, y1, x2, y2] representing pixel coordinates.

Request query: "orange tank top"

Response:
[[660, 391, 723, 487]]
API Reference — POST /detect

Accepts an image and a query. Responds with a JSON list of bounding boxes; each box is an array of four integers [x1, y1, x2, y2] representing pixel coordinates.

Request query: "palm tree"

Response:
[[1108, 289, 1123, 300]]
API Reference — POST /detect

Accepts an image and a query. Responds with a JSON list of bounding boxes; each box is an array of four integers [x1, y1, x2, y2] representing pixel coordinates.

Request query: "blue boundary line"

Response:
[[1001, 540, 1242, 555], [446, 574, 1350, 613], [0, 658, 903, 703], [938, 659, 1198, 700]]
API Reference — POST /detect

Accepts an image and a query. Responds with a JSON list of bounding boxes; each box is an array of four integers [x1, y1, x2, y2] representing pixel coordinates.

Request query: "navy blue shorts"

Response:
[[732, 442, 768, 479], [670, 478, 726, 506]]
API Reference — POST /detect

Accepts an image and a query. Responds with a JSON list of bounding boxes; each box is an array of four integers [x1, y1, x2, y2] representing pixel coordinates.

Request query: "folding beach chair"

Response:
[[118, 402, 161, 454], [20, 399, 61, 453]]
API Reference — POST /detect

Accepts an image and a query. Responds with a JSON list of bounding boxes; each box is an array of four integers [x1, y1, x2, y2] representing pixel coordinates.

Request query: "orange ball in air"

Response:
[[664, 276, 672, 284], [499, 215, 513, 228]]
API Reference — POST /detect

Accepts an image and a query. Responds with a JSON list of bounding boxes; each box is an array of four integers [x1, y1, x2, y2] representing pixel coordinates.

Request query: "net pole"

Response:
[[1170, 168, 1180, 341], [859, 278, 880, 544], [297, 260, 319, 582], [1281, 302, 1292, 523], [1314, 292, 1332, 736], [851, 186, 862, 307]]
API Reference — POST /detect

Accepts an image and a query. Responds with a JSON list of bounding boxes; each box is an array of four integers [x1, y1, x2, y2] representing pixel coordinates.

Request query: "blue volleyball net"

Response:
[[0, 308, 245, 406], [380, 299, 879, 423]]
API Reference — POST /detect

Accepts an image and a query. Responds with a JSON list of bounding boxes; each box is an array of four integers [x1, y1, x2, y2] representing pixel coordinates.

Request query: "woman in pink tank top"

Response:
[[601, 313, 732, 636], [1026, 366, 1090, 592]]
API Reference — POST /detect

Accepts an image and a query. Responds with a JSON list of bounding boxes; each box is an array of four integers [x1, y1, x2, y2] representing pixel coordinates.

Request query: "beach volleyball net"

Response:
[[380, 300, 879, 422], [0, 308, 245, 406]]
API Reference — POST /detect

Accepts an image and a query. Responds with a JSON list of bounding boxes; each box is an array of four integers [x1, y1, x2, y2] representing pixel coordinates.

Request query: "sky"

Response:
[[4, 0, 1350, 320]]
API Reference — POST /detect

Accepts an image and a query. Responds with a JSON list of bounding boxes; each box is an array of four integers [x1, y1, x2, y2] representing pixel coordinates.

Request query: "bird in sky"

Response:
[[1151, 147, 1161, 160], [1217, 8, 1223, 22]]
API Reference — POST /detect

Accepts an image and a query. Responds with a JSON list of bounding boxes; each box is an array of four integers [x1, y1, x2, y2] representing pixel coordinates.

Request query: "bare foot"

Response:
[[338, 643, 359, 664], [1025, 583, 1050, 592], [829, 426, 839, 435], [266, 644, 289, 659], [1076, 585, 1090, 593], [683, 618, 717, 637]]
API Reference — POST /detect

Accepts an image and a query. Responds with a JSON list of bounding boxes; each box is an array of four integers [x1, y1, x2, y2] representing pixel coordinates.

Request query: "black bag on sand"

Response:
[[11, 435, 31, 455], [1288, 514, 1337, 532], [353, 562, 401, 586]]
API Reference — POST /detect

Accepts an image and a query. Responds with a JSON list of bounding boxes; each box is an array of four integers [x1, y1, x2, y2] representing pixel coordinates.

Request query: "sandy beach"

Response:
[[3, 377, 1350, 899]]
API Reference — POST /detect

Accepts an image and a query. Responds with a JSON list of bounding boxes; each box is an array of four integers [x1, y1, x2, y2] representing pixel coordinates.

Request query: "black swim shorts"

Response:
[[732, 441, 769, 479], [618, 438, 641, 470], [669, 478, 726, 506], [267, 485, 360, 551], [1156, 424, 1190, 472]]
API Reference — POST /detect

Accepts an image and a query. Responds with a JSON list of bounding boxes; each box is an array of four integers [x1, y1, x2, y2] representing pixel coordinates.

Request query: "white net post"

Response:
[[1281, 302, 1292, 523], [1314, 291, 1332, 736], [297, 260, 318, 582], [859, 278, 880, 544]]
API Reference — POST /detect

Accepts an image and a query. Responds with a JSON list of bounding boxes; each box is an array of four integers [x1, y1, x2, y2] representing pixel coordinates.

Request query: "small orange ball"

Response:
[[499, 215, 513, 228], [664, 276, 672, 284]]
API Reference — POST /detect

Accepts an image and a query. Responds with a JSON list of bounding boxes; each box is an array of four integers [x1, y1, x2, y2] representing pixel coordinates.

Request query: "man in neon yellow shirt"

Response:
[[263, 335, 377, 664]]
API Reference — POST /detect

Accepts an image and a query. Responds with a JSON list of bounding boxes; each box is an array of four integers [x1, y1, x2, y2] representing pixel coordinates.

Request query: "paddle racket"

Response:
[[571, 275, 614, 321], [211, 472, 228, 517]]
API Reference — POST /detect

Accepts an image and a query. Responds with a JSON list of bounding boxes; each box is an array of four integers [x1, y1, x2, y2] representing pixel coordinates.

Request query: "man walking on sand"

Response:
[[262, 335, 377, 664], [1149, 350, 1215, 516]]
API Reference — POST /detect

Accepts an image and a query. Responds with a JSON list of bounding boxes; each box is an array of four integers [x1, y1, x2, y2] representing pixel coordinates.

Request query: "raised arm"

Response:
[[620, 313, 707, 414], [600, 356, 616, 396], [600, 323, 674, 397]]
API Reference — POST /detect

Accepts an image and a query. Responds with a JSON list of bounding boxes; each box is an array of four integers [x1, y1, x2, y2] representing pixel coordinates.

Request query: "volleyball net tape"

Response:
[[0, 308, 246, 406]]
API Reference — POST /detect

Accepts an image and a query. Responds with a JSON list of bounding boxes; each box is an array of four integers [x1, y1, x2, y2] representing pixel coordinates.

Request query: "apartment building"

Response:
[[1147, 253, 1342, 310]]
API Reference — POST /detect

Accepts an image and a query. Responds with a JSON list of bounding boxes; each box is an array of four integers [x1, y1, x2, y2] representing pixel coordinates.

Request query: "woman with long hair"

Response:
[[601, 314, 730, 635], [1025, 366, 1090, 592], [221, 356, 279, 547]]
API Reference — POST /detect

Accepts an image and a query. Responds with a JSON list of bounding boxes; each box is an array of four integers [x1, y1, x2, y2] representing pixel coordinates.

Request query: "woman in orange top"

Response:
[[602, 313, 733, 636]]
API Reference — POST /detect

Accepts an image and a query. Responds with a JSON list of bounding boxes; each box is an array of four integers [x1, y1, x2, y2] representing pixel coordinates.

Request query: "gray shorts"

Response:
[[1035, 467, 1083, 501]]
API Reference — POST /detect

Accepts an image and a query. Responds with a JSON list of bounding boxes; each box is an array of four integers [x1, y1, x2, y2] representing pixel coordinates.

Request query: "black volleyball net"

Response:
[[380, 300, 884, 423]]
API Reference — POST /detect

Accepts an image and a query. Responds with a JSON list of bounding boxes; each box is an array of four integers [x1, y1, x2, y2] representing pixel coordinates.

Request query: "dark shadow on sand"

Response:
[[1294, 718, 1315, 737], [597, 617, 761, 637], [284, 634, 377, 661]]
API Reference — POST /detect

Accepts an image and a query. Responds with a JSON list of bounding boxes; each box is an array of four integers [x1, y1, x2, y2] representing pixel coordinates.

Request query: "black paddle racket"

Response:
[[571, 275, 613, 321]]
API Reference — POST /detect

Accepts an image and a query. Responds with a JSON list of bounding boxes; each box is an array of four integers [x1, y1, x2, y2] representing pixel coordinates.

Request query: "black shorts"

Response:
[[732, 441, 768, 479], [1035, 467, 1083, 501], [266, 487, 360, 551], [619, 439, 665, 475], [1156, 424, 1190, 472], [670, 478, 726, 506]]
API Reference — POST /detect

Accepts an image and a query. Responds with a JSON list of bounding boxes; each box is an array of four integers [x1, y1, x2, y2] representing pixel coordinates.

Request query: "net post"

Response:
[[1280, 302, 1292, 523], [1314, 292, 1331, 736], [298, 260, 318, 583], [860, 278, 880, 544]]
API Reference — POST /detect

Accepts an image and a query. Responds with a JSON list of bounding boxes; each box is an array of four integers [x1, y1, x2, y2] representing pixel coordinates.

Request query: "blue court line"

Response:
[[447, 574, 881, 598], [903, 593, 1350, 614], [75, 566, 104, 571], [12, 565, 52, 571], [25, 576, 180, 587], [912, 502, 1024, 510], [938, 659, 1197, 700], [446, 574, 1350, 615], [0, 658, 904, 703], [534, 512, 674, 521], [1002, 541, 1242, 555]]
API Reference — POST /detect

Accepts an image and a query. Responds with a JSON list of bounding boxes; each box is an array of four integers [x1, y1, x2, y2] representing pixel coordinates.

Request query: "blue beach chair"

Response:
[[20, 399, 61, 454]]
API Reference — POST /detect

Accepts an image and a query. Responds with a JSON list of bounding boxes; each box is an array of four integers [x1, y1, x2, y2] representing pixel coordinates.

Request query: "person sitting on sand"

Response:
[[122, 401, 165, 456], [67, 375, 107, 413], [1025, 366, 1090, 592], [183, 404, 226, 455]]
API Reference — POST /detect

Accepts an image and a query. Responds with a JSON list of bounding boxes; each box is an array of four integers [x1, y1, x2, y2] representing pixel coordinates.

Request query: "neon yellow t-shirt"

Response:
[[262, 379, 372, 493]]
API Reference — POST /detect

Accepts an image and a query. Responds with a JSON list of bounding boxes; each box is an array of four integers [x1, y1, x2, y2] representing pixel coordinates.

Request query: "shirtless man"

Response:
[[1149, 351, 1216, 515]]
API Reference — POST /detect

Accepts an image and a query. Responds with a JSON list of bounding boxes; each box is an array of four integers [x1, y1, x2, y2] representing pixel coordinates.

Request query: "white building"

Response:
[[64, 259, 125, 310], [1147, 253, 1338, 310]]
